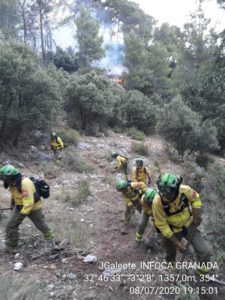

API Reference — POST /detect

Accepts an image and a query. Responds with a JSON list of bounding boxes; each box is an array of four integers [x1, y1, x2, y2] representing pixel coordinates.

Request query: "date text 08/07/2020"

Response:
[[129, 286, 218, 295]]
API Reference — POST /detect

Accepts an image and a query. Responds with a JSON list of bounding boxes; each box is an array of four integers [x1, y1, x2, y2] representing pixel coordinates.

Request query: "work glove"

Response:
[[192, 208, 202, 227], [168, 235, 186, 253]]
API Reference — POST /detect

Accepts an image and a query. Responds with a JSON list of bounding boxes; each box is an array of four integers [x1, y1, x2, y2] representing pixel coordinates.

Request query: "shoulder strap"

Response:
[[160, 193, 190, 216]]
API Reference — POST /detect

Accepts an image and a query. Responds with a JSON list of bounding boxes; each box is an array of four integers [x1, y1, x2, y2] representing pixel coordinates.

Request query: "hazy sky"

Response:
[[131, 0, 225, 31], [54, 0, 225, 49]]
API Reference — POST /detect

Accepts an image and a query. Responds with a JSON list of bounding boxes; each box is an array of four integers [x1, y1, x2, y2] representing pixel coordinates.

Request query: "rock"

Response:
[[67, 272, 76, 280], [102, 268, 122, 276], [83, 255, 97, 263], [14, 262, 23, 271], [47, 284, 55, 291], [77, 142, 92, 150]]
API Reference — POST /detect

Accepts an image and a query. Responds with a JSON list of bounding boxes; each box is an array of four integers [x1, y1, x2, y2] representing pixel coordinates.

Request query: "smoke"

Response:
[[53, 0, 127, 75], [90, 2, 127, 75], [95, 41, 127, 75]]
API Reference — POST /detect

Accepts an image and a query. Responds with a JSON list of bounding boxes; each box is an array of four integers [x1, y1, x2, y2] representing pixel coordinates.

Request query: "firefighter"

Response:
[[50, 132, 64, 160], [152, 172, 211, 275], [0, 164, 55, 253], [116, 179, 147, 234], [132, 158, 151, 185], [135, 188, 157, 247], [111, 152, 129, 180]]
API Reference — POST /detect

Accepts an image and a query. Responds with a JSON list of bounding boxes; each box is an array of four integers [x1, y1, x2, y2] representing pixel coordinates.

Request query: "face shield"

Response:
[[158, 186, 178, 202]]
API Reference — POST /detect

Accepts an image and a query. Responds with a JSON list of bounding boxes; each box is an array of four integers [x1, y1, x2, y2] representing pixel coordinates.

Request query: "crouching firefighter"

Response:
[[116, 179, 147, 234], [135, 188, 158, 248], [111, 152, 129, 180], [0, 164, 55, 253], [152, 172, 211, 276], [50, 132, 64, 160]]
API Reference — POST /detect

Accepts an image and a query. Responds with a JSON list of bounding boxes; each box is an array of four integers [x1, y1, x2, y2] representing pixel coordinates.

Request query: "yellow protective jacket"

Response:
[[122, 182, 147, 207], [140, 194, 152, 216], [132, 166, 151, 184], [50, 136, 64, 150], [115, 155, 128, 169], [9, 177, 42, 215], [152, 185, 201, 238]]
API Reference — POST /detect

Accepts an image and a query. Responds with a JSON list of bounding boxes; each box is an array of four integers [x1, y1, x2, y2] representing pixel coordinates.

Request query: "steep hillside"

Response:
[[0, 131, 224, 300]]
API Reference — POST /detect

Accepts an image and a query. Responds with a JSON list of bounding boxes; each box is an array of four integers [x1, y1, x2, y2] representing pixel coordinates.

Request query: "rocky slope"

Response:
[[0, 131, 224, 300]]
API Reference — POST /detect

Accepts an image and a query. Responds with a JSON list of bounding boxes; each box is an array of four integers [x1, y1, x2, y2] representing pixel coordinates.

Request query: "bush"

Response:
[[71, 179, 91, 206], [181, 153, 204, 192], [203, 162, 225, 202], [56, 128, 80, 146], [195, 153, 214, 169], [0, 40, 62, 147], [156, 96, 219, 156], [127, 127, 145, 141], [131, 142, 149, 156], [62, 148, 94, 173]]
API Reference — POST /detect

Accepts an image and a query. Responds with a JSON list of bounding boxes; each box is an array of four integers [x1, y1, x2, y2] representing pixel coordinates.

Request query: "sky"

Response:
[[131, 0, 225, 31], [54, 0, 225, 50]]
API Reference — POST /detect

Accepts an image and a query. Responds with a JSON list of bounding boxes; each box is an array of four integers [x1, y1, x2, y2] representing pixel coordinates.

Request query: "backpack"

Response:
[[136, 166, 147, 178], [30, 177, 50, 202]]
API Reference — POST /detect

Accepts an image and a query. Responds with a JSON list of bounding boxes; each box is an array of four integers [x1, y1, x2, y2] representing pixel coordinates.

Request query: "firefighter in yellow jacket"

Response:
[[116, 179, 147, 234], [152, 172, 211, 275], [135, 188, 157, 246], [132, 158, 151, 185], [0, 164, 54, 253], [50, 132, 64, 160], [111, 152, 129, 180]]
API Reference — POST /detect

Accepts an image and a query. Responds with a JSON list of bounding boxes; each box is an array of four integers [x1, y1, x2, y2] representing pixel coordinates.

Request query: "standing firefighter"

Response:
[[152, 172, 211, 276], [116, 179, 147, 234], [132, 158, 151, 185], [111, 152, 129, 180], [50, 132, 64, 160], [0, 164, 55, 253], [135, 188, 157, 247]]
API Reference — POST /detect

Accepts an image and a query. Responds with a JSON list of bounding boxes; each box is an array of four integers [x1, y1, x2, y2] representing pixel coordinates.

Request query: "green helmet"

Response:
[[144, 188, 157, 205], [157, 172, 181, 194], [50, 132, 57, 139], [136, 158, 144, 167], [111, 151, 119, 158], [116, 179, 127, 191], [0, 164, 18, 178]]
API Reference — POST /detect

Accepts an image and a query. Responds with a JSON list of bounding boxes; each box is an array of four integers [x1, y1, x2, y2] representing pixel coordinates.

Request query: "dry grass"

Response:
[[0, 275, 46, 300]]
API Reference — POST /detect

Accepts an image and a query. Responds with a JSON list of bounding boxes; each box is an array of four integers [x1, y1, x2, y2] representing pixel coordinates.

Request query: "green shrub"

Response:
[[56, 180, 91, 207], [56, 128, 79, 146], [181, 153, 204, 191], [55, 218, 89, 248], [204, 162, 225, 201], [131, 142, 149, 156], [127, 127, 145, 141], [42, 162, 60, 179], [62, 148, 94, 173], [164, 142, 183, 163], [195, 152, 214, 169], [71, 179, 91, 207]]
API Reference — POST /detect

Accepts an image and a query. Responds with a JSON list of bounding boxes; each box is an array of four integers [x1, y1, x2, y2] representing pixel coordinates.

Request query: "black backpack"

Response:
[[30, 177, 50, 202]]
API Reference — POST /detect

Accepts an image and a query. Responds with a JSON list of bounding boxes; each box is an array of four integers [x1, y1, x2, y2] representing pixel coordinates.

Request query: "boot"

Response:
[[120, 223, 129, 235], [46, 239, 56, 250]]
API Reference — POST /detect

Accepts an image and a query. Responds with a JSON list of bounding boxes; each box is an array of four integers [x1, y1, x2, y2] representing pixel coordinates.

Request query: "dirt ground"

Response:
[[0, 131, 225, 300]]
